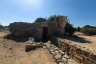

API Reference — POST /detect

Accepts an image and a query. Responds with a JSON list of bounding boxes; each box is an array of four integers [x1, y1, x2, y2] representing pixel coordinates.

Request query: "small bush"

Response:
[[65, 22, 75, 35], [0, 24, 3, 29], [47, 15, 57, 21], [81, 28, 96, 35], [35, 18, 46, 22], [83, 25, 96, 28]]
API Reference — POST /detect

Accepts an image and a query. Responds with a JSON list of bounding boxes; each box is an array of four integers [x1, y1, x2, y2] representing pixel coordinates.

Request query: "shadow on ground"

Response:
[[59, 35, 92, 43], [4, 34, 30, 42]]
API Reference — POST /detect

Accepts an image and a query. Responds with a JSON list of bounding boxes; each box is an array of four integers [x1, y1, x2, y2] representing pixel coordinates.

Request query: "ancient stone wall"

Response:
[[45, 41, 79, 64], [45, 42, 69, 64], [9, 16, 67, 41], [50, 36, 96, 64], [9, 22, 35, 37]]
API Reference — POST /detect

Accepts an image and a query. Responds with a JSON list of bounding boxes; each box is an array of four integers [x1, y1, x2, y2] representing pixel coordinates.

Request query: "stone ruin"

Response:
[[9, 16, 96, 64], [9, 16, 67, 41], [50, 36, 96, 64]]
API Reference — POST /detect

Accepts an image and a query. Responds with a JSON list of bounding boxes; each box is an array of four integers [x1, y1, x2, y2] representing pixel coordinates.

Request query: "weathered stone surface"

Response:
[[9, 16, 67, 41], [50, 49, 54, 52], [58, 62, 64, 64], [62, 54, 69, 59], [56, 58, 63, 62], [68, 59, 78, 64], [54, 54, 61, 60], [25, 43, 43, 52], [9, 22, 34, 37], [51, 51, 56, 55], [62, 57, 68, 62], [55, 50, 60, 54], [45, 42, 70, 64]]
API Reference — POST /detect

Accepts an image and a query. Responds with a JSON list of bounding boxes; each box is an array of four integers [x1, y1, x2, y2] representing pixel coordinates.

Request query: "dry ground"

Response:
[[0, 31, 56, 64], [0, 31, 94, 64], [69, 32, 96, 52]]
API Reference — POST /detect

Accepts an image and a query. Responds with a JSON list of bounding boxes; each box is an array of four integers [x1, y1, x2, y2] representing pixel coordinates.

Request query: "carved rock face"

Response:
[[54, 16, 67, 35]]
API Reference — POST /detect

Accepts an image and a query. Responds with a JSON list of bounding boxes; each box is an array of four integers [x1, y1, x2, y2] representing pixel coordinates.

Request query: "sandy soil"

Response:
[[0, 32, 56, 64], [71, 32, 96, 52]]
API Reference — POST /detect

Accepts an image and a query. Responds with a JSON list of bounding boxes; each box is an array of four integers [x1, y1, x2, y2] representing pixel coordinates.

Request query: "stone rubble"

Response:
[[45, 41, 78, 64]]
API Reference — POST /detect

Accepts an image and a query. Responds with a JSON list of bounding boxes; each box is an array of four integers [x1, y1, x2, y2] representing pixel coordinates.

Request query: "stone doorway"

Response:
[[42, 27, 48, 42]]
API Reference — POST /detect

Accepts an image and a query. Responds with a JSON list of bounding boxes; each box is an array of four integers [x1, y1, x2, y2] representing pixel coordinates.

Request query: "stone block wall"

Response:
[[45, 42, 70, 64], [9, 16, 67, 41], [50, 37, 96, 64]]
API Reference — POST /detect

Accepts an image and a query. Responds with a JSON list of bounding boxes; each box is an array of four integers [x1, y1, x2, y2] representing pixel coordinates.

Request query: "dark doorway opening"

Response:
[[42, 27, 48, 42]]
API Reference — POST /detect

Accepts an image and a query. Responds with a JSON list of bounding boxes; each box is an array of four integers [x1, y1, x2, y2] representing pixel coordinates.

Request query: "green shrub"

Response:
[[83, 25, 96, 28], [47, 15, 57, 21], [35, 18, 46, 22], [65, 22, 75, 35], [0, 24, 3, 29], [81, 28, 96, 35]]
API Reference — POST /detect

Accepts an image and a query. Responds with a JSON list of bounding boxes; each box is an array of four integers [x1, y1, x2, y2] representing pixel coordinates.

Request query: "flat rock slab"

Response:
[[25, 43, 43, 52]]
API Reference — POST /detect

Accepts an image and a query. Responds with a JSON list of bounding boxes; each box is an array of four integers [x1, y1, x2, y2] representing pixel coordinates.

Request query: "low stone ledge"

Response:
[[25, 43, 43, 52]]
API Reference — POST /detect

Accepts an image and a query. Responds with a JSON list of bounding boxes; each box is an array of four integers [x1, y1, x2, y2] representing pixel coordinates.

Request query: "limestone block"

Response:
[[61, 57, 68, 63], [54, 54, 62, 60]]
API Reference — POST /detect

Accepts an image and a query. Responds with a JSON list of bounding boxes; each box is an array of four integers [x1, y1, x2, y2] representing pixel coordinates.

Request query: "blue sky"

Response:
[[0, 0, 96, 27]]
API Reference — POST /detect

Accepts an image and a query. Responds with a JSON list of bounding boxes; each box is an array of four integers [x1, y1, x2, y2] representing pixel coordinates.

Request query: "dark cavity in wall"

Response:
[[42, 27, 48, 42]]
